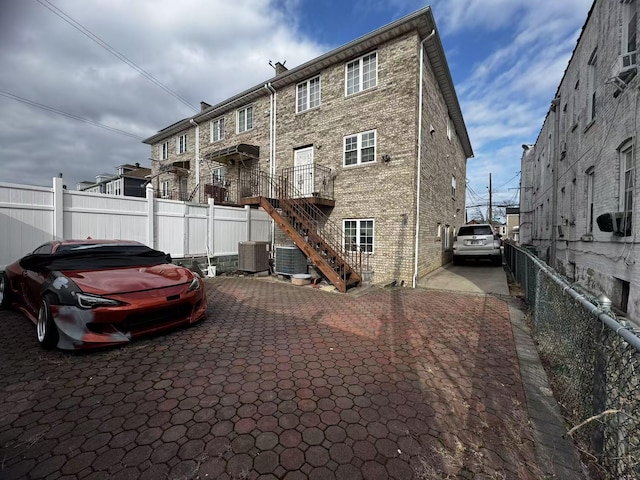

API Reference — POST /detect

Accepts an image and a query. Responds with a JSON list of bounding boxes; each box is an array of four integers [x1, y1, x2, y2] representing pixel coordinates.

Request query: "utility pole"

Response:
[[488, 173, 492, 226]]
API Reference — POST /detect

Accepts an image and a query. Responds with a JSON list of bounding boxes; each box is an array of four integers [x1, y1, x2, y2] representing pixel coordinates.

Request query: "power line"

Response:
[[0, 90, 145, 140], [37, 0, 198, 112]]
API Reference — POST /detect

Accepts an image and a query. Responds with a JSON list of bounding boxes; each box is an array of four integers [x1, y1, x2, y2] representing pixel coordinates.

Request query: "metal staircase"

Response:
[[242, 170, 362, 293]]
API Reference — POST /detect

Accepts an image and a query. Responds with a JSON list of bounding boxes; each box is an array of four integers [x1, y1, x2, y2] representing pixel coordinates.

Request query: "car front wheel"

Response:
[[37, 294, 59, 349], [0, 272, 12, 308]]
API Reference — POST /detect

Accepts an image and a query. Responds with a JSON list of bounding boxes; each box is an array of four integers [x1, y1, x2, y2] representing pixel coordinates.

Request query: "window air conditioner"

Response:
[[596, 212, 632, 236], [617, 52, 638, 83]]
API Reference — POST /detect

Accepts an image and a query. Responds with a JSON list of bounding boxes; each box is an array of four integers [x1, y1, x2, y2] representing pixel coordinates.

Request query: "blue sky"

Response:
[[0, 0, 592, 219]]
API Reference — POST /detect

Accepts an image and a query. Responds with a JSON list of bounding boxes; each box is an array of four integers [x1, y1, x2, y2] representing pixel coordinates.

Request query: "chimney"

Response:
[[200, 101, 211, 112], [275, 61, 288, 75]]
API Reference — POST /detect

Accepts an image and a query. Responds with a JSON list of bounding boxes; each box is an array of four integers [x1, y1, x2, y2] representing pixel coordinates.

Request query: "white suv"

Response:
[[452, 224, 502, 265]]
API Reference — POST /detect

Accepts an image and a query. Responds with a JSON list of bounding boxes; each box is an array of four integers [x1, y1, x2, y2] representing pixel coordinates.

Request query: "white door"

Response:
[[294, 147, 314, 197]]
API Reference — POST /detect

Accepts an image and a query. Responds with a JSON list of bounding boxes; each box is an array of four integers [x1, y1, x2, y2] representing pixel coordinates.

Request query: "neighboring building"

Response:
[[520, 0, 638, 319], [143, 7, 473, 290], [78, 163, 151, 198], [506, 207, 520, 242]]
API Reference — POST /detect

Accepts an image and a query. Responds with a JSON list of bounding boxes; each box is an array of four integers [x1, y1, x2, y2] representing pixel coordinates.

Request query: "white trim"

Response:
[[343, 218, 375, 254], [177, 133, 188, 154], [296, 76, 321, 113], [345, 51, 378, 96], [236, 105, 254, 133], [161, 141, 169, 160], [210, 117, 225, 142], [343, 130, 377, 167]]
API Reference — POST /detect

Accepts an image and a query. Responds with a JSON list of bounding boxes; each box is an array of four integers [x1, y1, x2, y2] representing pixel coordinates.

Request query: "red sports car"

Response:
[[0, 240, 207, 350]]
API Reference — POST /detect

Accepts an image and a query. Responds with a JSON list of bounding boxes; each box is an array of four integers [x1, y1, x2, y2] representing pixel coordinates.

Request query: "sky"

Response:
[[0, 0, 593, 220]]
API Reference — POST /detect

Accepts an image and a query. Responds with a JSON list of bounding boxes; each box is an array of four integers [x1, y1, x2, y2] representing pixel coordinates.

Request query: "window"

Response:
[[33, 243, 53, 254], [296, 76, 321, 113], [447, 117, 454, 141], [161, 141, 169, 160], [345, 52, 377, 96], [160, 180, 169, 198], [623, 1, 637, 63], [586, 168, 594, 233], [211, 117, 224, 142], [436, 223, 442, 239], [451, 176, 457, 198], [212, 166, 227, 185], [444, 226, 451, 249], [344, 130, 376, 166], [587, 49, 597, 122], [343, 219, 374, 253], [237, 105, 253, 133], [621, 144, 634, 212], [106, 179, 122, 196], [178, 134, 188, 154]]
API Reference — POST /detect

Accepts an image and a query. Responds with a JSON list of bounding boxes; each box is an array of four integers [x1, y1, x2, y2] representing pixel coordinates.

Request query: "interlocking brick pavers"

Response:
[[1, 277, 547, 479]]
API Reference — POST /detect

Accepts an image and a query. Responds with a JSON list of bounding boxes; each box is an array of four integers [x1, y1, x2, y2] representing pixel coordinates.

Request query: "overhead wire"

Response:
[[0, 90, 145, 140], [37, 0, 198, 112]]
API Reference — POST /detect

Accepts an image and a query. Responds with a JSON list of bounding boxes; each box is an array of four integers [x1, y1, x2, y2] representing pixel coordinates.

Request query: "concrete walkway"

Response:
[[0, 275, 585, 479]]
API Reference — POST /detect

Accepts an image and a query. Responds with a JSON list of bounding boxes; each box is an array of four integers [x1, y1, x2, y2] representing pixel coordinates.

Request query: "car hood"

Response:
[[63, 264, 193, 295]]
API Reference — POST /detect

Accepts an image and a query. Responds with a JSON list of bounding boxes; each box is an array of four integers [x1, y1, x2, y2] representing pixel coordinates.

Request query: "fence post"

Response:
[[245, 205, 252, 241], [183, 202, 189, 257], [52, 177, 64, 240], [146, 184, 155, 249], [208, 198, 215, 257]]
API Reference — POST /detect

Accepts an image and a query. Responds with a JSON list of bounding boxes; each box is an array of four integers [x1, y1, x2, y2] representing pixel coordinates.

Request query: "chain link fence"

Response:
[[504, 241, 640, 479]]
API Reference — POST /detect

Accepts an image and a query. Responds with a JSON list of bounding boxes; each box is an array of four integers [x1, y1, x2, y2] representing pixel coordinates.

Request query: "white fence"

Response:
[[0, 177, 271, 268]]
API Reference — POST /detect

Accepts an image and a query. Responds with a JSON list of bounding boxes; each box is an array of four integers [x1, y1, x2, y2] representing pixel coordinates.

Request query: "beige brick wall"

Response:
[[150, 30, 469, 286]]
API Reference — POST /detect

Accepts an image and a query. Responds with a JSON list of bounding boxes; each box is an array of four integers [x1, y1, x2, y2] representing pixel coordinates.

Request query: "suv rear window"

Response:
[[458, 226, 493, 236]]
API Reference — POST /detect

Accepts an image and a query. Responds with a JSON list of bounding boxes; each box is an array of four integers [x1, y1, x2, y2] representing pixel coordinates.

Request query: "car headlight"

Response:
[[186, 277, 201, 292], [74, 292, 123, 309]]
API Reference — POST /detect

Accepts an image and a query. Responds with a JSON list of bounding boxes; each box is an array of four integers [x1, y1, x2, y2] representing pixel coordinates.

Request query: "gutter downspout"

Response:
[[413, 29, 436, 288], [550, 96, 560, 267], [189, 118, 200, 203], [264, 83, 277, 242]]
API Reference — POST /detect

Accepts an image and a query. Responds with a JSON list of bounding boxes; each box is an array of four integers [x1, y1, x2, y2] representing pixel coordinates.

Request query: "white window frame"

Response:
[[620, 143, 634, 214], [587, 49, 597, 123], [296, 76, 321, 113], [451, 175, 457, 198], [343, 130, 376, 167], [447, 117, 454, 141], [343, 219, 375, 254], [177, 134, 188, 154], [160, 180, 170, 199], [210, 117, 225, 142], [106, 179, 122, 196], [345, 52, 377, 96], [161, 141, 169, 160], [212, 166, 227, 185], [236, 105, 254, 133], [586, 168, 594, 233], [444, 226, 451, 249], [436, 222, 442, 239], [623, 1, 638, 60]]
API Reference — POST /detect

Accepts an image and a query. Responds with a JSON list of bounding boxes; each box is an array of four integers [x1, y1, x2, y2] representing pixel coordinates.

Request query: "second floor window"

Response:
[[178, 134, 188, 154], [237, 105, 253, 133], [297, 76, 321, 113], [621, 144, 634, 214], [211, 117, 224, 142], [344, 130, 376, 166], [161, 141, 169, 160], [587, 49, 597, 122], [345, 52, 377, 96]]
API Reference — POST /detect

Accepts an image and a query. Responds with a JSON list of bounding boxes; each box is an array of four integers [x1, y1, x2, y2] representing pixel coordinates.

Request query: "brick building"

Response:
[[520, 0, 639, 320], [143, 7, 473, 290]]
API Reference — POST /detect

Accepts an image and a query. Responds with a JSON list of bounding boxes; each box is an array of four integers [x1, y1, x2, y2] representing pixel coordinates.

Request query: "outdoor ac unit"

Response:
[[615, 52, 638, 83], [238, 241, 270, 272], [596, 212, 632, 236], [275, 246, 307, 275]]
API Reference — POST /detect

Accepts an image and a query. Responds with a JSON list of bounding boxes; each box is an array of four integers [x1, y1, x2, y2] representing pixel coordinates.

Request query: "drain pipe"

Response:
[[413, 29, 436, 288], [189, 118, 200, 202], [264, 83, 277, 242]]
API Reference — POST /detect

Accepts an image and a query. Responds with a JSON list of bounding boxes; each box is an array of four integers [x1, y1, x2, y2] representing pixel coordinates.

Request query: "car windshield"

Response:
[[20, 244, 171, 272], [458, 226, 493, 236]]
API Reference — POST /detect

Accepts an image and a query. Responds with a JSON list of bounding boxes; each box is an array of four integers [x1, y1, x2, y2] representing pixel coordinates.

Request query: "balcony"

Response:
[[237, 164, 335, 208]]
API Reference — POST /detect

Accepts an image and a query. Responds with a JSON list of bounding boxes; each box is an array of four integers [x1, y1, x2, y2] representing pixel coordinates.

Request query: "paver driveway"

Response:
[[1, 277, 542, 479]]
